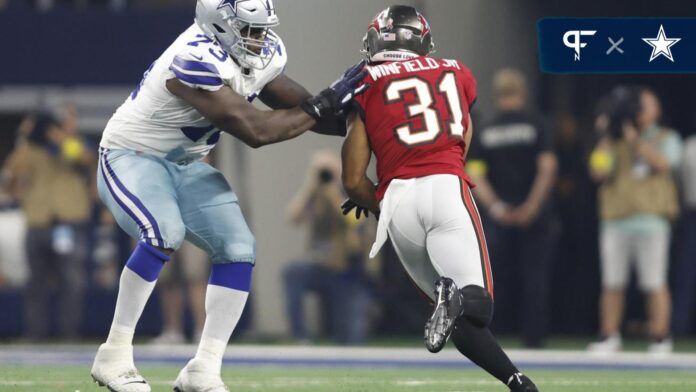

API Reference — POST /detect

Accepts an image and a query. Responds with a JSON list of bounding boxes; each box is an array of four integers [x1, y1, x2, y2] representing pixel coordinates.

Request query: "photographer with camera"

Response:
[[283, 150, 372, 344], [588, 87, 682, 354]]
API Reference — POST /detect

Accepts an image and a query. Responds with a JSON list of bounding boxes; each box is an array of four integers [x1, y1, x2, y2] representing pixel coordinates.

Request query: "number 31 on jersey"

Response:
[[384, 72, 465, 146]]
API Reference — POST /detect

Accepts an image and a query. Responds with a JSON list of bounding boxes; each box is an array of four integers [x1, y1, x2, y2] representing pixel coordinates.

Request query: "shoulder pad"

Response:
[[169, 47, 225, 91]]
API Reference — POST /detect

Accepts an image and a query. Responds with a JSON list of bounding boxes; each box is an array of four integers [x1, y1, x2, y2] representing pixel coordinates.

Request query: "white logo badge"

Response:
[[642, 25, 681, 63], [563, 30, 597, 61]]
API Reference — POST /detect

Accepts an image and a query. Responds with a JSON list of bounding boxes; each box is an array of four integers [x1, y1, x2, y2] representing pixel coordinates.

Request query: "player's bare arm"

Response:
[[463, 114, 474, 158], [259, 73, 347, 136], [167, 78, 315, 148], [341, 111, 380, 215], [258, 73, 309, 108], [167, 61, 366, 148]]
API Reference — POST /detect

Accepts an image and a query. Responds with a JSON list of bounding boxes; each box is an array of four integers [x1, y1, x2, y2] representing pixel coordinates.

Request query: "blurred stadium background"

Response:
[[1, 0, 696, 390]]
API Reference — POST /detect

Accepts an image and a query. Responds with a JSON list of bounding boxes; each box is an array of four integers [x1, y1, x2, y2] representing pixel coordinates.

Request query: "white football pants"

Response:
[[383, 174, 493, 302]]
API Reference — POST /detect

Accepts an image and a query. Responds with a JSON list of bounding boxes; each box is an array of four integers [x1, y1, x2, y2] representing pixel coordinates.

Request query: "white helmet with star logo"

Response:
[[195, 0, 280, 70]]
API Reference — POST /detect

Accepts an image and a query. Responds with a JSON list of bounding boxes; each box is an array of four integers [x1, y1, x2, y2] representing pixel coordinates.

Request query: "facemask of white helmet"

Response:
[[196, 0, 280, 70], [224, 17, 280, 70]]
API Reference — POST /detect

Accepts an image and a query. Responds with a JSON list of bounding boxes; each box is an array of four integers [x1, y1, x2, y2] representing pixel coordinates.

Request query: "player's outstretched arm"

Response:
[[341, 111, 380, 215], [258, 74, 347, 136], [167, 61, 367, 148], [167, 78, 315, 149]]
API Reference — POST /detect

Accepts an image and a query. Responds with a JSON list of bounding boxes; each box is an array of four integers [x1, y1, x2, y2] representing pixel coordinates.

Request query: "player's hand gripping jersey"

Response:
[[100, 23, 286, 163], [352, 56, 477, 200]]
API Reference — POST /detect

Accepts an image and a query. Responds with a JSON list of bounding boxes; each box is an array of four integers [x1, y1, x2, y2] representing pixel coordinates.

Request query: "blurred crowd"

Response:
[[283, 150, 375, 345], [0, 0, 192, 11], [1, 105, 95, 340], [0, 68, 695, 350], [466, 70, 694, 353]]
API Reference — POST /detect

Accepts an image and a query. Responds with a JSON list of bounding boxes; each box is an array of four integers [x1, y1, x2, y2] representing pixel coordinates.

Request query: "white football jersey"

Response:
[[100, 23, 287, 162]]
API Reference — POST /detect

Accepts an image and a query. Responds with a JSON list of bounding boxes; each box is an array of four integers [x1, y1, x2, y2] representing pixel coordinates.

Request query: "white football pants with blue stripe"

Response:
[[97, 148, 255, 264]]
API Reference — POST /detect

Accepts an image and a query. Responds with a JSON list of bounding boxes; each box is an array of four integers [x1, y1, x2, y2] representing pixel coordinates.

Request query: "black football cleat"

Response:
[[424, 277, 464, 353], [507, 373, 538, 392]]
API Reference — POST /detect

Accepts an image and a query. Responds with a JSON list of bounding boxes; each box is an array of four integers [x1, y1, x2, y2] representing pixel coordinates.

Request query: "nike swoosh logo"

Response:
[[190, 54, 204, 61]]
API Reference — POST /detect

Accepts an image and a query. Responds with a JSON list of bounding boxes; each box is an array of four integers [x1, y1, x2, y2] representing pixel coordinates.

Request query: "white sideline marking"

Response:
[[1, 344, 696, 369], [1, 379, 696, 387]]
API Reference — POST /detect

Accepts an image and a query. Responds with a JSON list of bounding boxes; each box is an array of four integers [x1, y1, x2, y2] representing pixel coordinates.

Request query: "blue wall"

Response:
[[0, 8, 192, 85]]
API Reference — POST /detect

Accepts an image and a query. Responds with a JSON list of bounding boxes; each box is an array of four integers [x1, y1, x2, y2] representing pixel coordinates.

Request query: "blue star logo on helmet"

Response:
[[217, 0, 244, 14], [217, 0, 273, 16]]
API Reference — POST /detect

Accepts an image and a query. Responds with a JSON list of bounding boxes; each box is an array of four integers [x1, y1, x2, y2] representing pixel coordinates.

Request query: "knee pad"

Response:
[[458, 285, 494, 327]]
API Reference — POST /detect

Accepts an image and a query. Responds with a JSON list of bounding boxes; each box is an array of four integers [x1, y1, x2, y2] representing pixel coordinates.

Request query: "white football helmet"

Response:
[[195, 0, 280, 70]]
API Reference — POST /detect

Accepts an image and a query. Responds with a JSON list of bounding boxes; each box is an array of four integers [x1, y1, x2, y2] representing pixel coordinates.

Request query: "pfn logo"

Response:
[[563, 30, 596, 61]]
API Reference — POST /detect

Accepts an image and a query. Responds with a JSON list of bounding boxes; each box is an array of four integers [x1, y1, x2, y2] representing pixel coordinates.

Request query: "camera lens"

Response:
[[318, 169, 334, 183]]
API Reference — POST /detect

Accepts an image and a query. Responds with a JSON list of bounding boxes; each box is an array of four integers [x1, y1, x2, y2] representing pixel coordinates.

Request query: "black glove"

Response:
[[302, 61, 369, 120], [310, 111, 348, 137], [341, 198, 370, 219]]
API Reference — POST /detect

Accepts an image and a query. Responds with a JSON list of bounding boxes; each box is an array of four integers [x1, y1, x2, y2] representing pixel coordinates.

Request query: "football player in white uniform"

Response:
[[90, 1, 367, 391]]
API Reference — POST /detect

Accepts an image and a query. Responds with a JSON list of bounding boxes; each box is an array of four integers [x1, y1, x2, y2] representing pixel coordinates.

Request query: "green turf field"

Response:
[[1, 365, 696, 392]]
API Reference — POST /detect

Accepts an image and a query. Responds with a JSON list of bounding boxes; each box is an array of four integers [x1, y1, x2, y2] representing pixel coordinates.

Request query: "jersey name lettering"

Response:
[[367, 57, 461, 81]]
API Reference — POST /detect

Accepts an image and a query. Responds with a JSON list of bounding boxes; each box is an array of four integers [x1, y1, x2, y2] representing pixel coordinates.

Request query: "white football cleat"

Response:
[[647, 338, 673, 355], [173, 358, 229, 392], [91, 343, 151, 392], [587, 334, 622, 354]]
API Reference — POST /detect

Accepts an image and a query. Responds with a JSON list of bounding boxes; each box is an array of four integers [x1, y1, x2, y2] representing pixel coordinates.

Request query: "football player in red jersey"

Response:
[[341, 6, 538, 392]]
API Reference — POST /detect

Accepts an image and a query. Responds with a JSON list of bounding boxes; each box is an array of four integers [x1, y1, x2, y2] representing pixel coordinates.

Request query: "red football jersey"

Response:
[[352, 56, 477, 200]]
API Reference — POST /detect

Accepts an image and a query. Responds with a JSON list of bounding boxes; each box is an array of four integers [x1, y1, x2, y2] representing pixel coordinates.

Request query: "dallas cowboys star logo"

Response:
[[217, 0, 246, 13], [642, 24, 681, 62], [217, 0, 273, 16]]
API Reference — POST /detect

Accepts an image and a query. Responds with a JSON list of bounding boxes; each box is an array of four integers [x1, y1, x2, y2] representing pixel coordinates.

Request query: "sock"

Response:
[[194, 263, 252, 371], [451, 317, 520, 385], [106, 242, 169, 346]]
